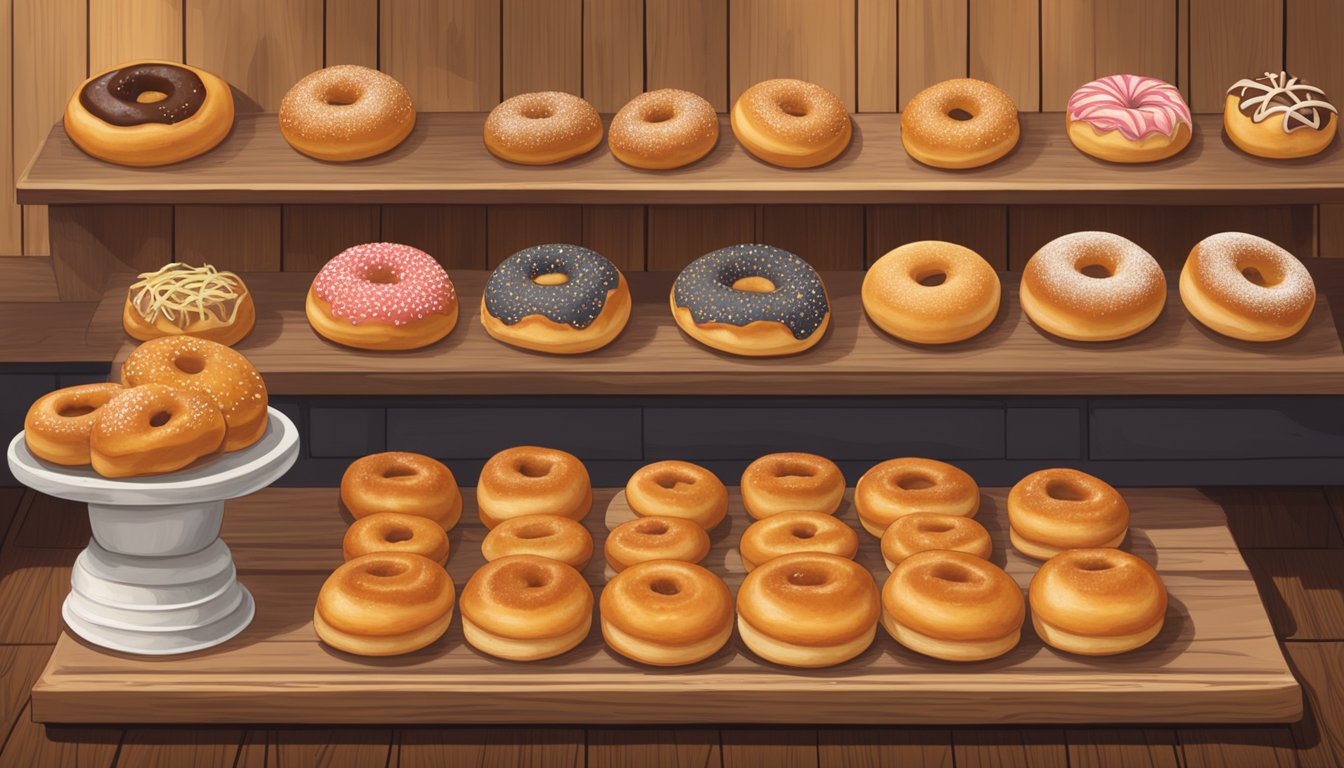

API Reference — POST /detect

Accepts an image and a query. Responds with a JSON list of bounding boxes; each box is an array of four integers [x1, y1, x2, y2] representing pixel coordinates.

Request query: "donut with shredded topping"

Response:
[[123, 262, 254, 346]]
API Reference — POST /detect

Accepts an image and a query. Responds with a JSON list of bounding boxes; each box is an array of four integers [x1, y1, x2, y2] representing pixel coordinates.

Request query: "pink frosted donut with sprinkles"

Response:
[[1066, 75, 1192, 163], [306, 242, 459, 350]]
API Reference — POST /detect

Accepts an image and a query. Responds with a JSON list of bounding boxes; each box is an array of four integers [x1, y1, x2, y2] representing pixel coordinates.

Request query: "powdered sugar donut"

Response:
[[1179, 232, 1315, 342], [1020, 232, 1167, 342], [609, 89, 719, 169], [279, 65, 415, 162], [306, 242, 458, 350], [484, 91, 603, 165], [1066, 75, 1192, 163]]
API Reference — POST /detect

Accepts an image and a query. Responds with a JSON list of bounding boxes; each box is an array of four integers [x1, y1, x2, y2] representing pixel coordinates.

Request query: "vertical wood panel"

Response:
[[0, 0, 19, 255], [646, 205, 757, 270], [50, 205, 173, 300], [582, 206, 646, 271], [898, 0, 968, 106], [1288, 0, 1344, 102], [185, 0, 324, 111], [89, 0, 184, 70], [174, 206, 282, 272], [325, 0, 379, 68], [819, 729, 954, 767], [866, 205, 1009, 270], [486, 205, 584, 267], [760, 206, 866, 270], [503, 0, 583, 97], [584, 0, 644, 112], [970, 0, 1040, 111], [1042, 0, 1179, 112], [1322, 206, 1344, 258], [381, 0, 501, 110], [282, 205, 381, 271], [857, 0, 899, 112], [1189, 0, 1282, 112], [728, 0, 857, 112], [381, 205, 490, 270], [1041, 0, 1092, 112], [646, 0, 728, 111], [588, 729, 720, 768]]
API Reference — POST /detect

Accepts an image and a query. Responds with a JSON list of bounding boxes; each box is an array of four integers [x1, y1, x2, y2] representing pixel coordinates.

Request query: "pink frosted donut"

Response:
[[305, 242, 459, 350], [1066, 75, 1193, 163]]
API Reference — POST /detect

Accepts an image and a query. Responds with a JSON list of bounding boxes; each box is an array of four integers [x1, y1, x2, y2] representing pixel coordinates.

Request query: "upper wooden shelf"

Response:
[[18, 113, 1344, 206]]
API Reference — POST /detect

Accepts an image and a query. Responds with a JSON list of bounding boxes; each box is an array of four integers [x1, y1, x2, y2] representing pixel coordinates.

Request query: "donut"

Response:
[[481, 244, 631, 354], [1030, 548, 1167, 656], [484, 91, 603, 165], [306, 242, 458, 351], [736, 553, 879, 668], [24, 383, 123, 466], [624, 460, 728, 529], [343, 512, 450, 565], [279, 65, 415, 161], [1008, 468, 1129, 560], [476, 446, 591, 528], [738, 511, 859, 572], [89, 384, 226, 478], [340, 452, 462, 531], [63, 60, 234, 166], [740, 452, 845, 519], [882, 550, 1024, 662], [313, 552, 456, 657], [1225, 71, 1337, 159], [601, 561, 733, 666], [609, 89, 719, 169], [123, 263, 254, 347], [730, 79, 852, 168], [1179, 232, 1316, 342], [1020, 232, 1167, 342], [1066, 75, 1193, 163], [604, 516, 712, 573], [862, 242, 1001, 344], [120, 336, 267, 452], [854, 458, 979, 538], [900, 78, 1020, 169], [460, 555, 594, 661], [481, 514, 594, 570], [880, 513, 992, 571]]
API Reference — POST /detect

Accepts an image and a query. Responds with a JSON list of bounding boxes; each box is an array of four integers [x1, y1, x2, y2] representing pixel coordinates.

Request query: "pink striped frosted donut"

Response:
[[1067, 75, 1191, 141], [307, 242, 459, 350]]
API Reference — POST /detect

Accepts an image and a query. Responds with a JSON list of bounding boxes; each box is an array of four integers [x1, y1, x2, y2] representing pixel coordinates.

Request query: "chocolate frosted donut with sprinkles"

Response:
[[1179, 232, 1316, 342], [670, 244, 831, 357], [1019, 232, 1167, 342], [481, 244, 632, 355]]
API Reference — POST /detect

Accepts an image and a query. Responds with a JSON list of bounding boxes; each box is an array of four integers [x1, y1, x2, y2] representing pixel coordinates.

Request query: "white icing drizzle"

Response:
[[1228, 71, 1337, 133]]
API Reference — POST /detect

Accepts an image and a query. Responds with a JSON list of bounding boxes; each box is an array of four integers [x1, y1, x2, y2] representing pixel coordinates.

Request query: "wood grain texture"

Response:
[[324, 0, 378, 68], [646, 0, 728, 112], [399, 728, 584, 767], [1323, 206, 1344, 259], [503, 0, 583, 98], [15, 493, 92, 549], [760, 206, 865, 270], [969, 0, 1039, 111], [1189, 0, 1283, 113], [584, 0, 643, 112], [0, 702, 120, 767], [953, 730, 1067, 768], [817, 729, 953, 767], [588, 729, 719, 768], [0, 257, 61, 301], [380, 205, 490, 269], [0, 547, 77, 643], [0, 0, 17, 257], [1042, 0, 1180, 112], [1205, 487, 1342, 549], [1288, 0, 1344, 107], [856, 0, 899, 113], [185, 0, 323, 111], [381, 0, 501, 111], [253, 729, 393, 767], [647, 206, 756, 270], [722, 729, 817, 768], [174, 206, 282, 272], [865, 205, 1008, 269], [49, 205, 173, 301], [281, 205, 381, 271], [1040, 0, 1093, 113], [1066, 729, 1181, 768], [0, 645, 57, 740], [89, 0, 183, 70], [1285, 642, 1344, 768], [898, 0, 967, 107], [487, 205, 583, 267], [728, 0, 856, 112], [1179, 727, 1300, 767], [583, 205, 646, 271], [0, 302, 102, 362], [1246, 550, 1344, 640], [115, 729, 245, 767]]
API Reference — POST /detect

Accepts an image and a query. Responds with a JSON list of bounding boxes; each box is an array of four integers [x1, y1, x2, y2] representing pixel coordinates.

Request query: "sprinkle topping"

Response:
[[312, 242, 456, 327], [484, 244, 620, 328], [673, 244, 830, 339]]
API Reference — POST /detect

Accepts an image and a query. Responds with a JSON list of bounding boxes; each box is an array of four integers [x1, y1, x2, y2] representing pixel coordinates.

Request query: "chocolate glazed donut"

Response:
[[80, 64, 206, 126]]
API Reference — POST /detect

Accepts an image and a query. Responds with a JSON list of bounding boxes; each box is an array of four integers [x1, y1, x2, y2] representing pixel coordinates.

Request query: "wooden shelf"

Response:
[[18, 113, 1344, 206], [31, 485, 1299, 725]]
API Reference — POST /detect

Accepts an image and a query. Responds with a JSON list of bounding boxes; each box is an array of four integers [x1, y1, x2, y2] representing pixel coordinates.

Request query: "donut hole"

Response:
[[731, 276, 777, 293], [917, 520, 955, 534], [1240, 265, 1282, 288], [915, 271, 948, 287], [365, 266, 401, 285], [893, 473, 936, 491], [654, 472, 696, 490], [644, 106, 676, 124], [517, 460, 552, 479], [383, 527, 414, 544], [773, 462, 816, 480], [136, 90, 168, 104], [636, 520, 670, 536], [57, 404, 97, 418], [513, 523, 556, 540], [532, 272, 570, 286], [649, 578, 681, 596], [1074, 557, 1116, 572], [173, 354, 206, 375], [366, 562, 407, 578], [777, 99, 809, 118], [790, 524, 818, 540], [930, 563, 974, 583], [1079, 263, 1113, 279], [1045, 480, 1089, 502], [947, 108, 975, 122], [521, 104, 555, 120], [322, 84, 362, 107], [382, 466, 417, 479], [148, 411, 172, 428], [521, 570, 551, 589], [786, 569, 828, 587]]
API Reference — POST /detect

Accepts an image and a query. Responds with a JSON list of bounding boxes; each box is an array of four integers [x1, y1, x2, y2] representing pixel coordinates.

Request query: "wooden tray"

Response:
[[32, 486, 1300, 725]]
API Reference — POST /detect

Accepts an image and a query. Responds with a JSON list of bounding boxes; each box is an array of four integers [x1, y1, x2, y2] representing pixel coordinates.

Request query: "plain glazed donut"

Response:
[[1226, 71, 1337, 160], [460, 555, 594, 661], [740, 452, 846, 519], [862, 241, 1002, 344], [484, 91, 603, 165], [1020, 232, 1167, 342], [604, 516, 712, 572], [476, 446, 591, 528], [482, 244, 631, 354], [882, 550, 1024, 662], [1030, 548, 1167, 656], [880, 513, 992, 571], [343, 512, 450, 565], [1066, 75, 1193, 163], [854, 458, 979, 538], [24, 383, 123, 466], [1179, 232, 1316, 342], [341, 452, 463, 531], [1008, 468, 1129, 560], [609, 89, 719, 169], [738, 511, 859, 572], [601, 560, 733, 666], [279, 65, 415, 161], [481, 514, 594, 570], [901, 78, 1020, 169], [730, 79, 852, 168], [314, 552, 456, 657], [89, 384, 226, 478], [736, 553, 879, 668], [307, 242, 459, 351], [625, 460, 728, 529]]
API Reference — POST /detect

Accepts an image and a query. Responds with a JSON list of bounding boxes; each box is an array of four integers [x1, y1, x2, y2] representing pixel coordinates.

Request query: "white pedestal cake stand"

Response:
[[6, 407, 299, 655]]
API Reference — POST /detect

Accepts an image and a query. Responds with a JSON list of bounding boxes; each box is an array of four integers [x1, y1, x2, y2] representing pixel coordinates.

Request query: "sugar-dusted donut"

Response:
[[736, 553, 879, 668], [1180, 232, 1316, 342], [482, 244, 631, 354], [484, 91, 603, 165], [1020, 231, 1167, 342], [307, 242, 459, 351], [279, 65, 415, 161], [882, 550, 1024, 662], [740, 452, 846, 519], [341, 452, 462, 531], [1030, 548, 1167, 656], [89, 384, 226, 478], [609, 89, 719, 169], [481, 514, 594, 570], [880, 513, 992, 571], [1225, 71, 1337, 160], [476, 446, 592, 528], [1008, 468, 1129, 560], [1066, 75, 1192, 163], [901, 78, 1019, 169], [863, 241, 1001, 344], [738, 511, 859, 572], [314, 552, 456, 656], [854, 457, 979, 537], [601, 561, 733, 666], [460, 555, 594, 661], [343, 512, 450, 565], [604, 516, 711, 572], [730, 79, 852, 168], [624, 460, 728, 530], [24, 383, 124, 466]]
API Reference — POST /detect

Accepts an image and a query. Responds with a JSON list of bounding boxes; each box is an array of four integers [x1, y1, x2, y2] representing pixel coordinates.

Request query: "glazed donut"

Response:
[[740, 452, 845, 519], [862, 241, 1001, 344], [1066, 75, 1193, 163], [625, 460, 728, 529], [476, 446, 591, 528], [481, 244, 631, 354], [120, 336, 267, 452], [481, 514, 594, 570], [24, 383, 123, 466], [279, 65, 415, 161], [880, 513, 992, 571], [123, 263, 254, 347], [1030, 548, 1167, 656], [343, 512, 450, 565], [672, 244, 831, 357], [1008, 468, 1129, 560], [307, 242, 458, 351], [882, 550, 1024, 662], [89, 384, 226, 478], [601, 560, 733, 666], [460, 555, 594, 661], [63, 60, 234, 167], [340, 452, 463, 530], [484, 91, 603, 165], [604, 516, 712, 573], [1226, 71, 1337, 160], [901, 78, 1019, 169], [736, 553, 879, 668], [313, 552, 456, 656], [854, 458, 979, 538], [1020, 232, 1167, 342], [609, 89, 719, 169], [1179, 232, 1316, 342], [738, 511, 859, 572], [730, 79, 852, 168]]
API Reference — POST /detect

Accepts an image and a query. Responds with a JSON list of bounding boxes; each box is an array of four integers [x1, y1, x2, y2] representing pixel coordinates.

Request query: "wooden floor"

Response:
[[1, 487, 1343, 766]]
